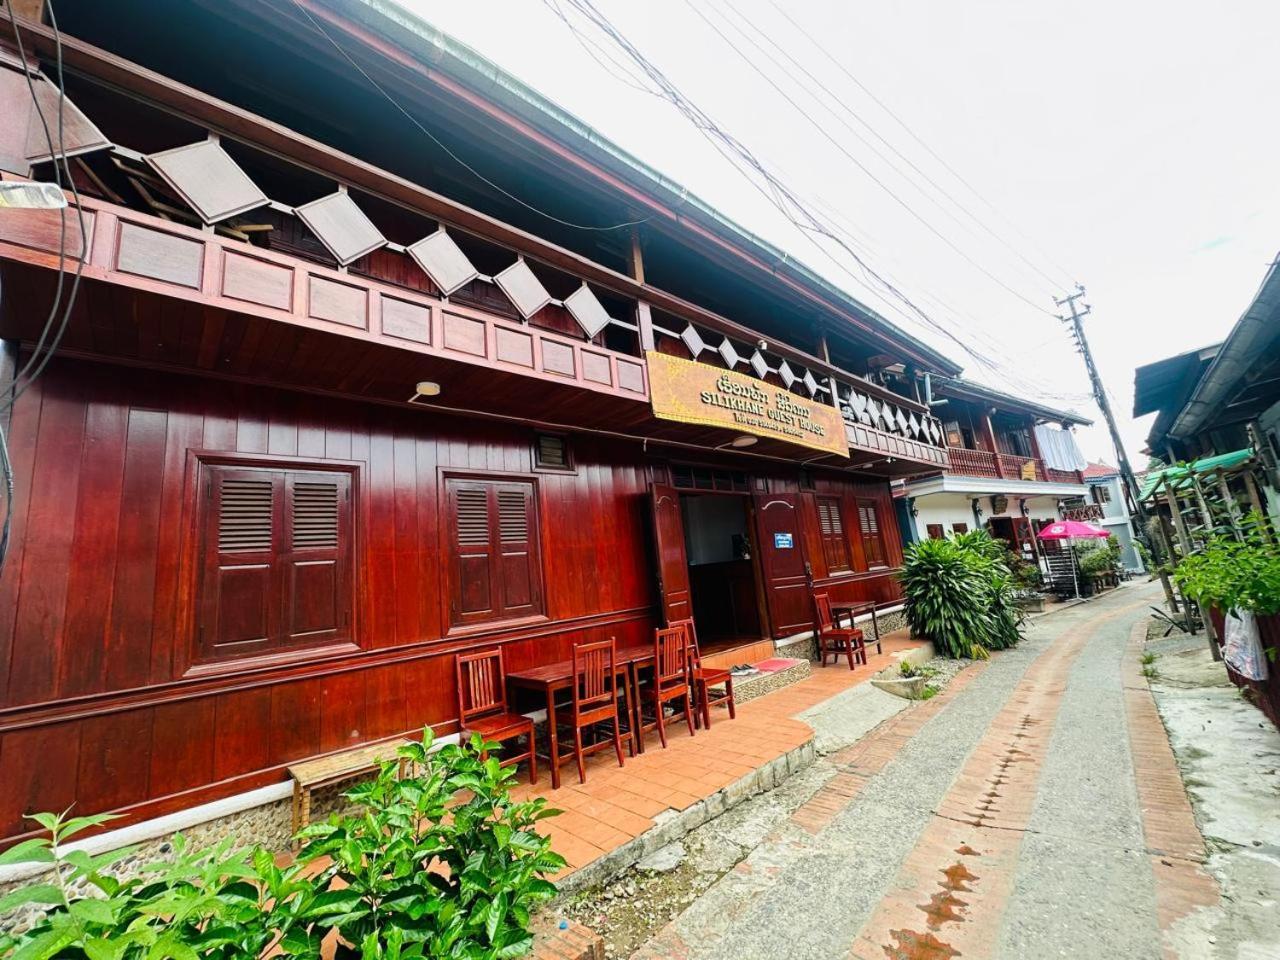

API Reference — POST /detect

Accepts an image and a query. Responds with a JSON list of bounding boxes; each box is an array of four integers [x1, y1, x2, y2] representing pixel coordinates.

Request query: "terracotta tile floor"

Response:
[[510, 630, 924, 878]]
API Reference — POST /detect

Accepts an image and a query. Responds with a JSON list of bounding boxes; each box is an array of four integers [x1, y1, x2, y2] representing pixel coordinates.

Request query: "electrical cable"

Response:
[[683, 0, 1058, 319], [288, 0, 649, 233], [0, 0, 87, 418], [762, 0, 1078, 289], [555, 0, 996, 371], [709, 0, 1070, 296]]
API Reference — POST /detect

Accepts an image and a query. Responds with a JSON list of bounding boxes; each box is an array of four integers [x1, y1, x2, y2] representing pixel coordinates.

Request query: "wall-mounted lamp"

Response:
[[715, 434, 758, 450]]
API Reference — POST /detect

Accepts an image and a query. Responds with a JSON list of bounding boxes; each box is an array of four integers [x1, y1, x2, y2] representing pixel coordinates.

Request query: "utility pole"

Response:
[[1055, 286, 1151, 533]]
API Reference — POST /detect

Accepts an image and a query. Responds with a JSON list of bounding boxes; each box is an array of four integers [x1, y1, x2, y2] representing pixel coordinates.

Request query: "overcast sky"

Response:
[[403, 0, 1280, 466]]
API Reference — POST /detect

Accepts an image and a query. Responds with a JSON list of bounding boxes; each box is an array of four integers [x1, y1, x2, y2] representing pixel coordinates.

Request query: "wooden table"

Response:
[[829, 600, 882, 653], [507, 644, 655, 789]]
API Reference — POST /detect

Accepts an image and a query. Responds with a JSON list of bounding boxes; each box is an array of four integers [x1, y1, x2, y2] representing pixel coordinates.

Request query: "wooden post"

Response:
[[627, 228, 655, 352], [1162, 477, 1219, 659], [981, 412, 1002, 478], [1242, 469, 1273, 542], [1214, 472, 1242, 538]]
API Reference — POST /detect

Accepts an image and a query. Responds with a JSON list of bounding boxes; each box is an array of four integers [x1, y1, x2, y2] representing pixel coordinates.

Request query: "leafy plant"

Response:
[[0, 812, 321, 960], [899, 530, 1026, 659], [296, 729, 564, 959], [0, 730, 563, 960], [1173, 513, 1280, 617]]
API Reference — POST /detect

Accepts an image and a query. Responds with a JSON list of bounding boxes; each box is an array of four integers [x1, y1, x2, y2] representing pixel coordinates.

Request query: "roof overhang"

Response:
[[903, 474, 1088, 499], [324, 0, 963, 375], [929, 376, 1091, 425], [1165, 256, 1280, 442]]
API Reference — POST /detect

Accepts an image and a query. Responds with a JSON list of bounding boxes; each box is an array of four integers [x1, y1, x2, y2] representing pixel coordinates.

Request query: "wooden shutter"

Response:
[[858, 499, 886, 567], [197, 463, 353, 663], [926, 523, 945, 540], [449, 481, 497, 624], [200, 468, 279, 659], [496, 484, 540, 617], [282, 473, 351, 647], [816, 497, 850, 573], [447, 477, 543, 627]]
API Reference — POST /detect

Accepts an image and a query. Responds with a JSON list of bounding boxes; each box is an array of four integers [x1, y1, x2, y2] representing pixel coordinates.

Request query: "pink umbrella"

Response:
[[1037, 519, 1110, 540], [1037, 519, 1109, 600]]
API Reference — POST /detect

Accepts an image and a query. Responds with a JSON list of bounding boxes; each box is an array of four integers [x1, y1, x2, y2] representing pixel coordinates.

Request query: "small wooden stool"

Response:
[[287, 739, 411, 835]]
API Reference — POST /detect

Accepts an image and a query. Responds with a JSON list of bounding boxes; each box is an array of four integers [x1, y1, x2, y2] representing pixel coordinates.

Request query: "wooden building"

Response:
[[898, 376, 1092, 561], [0, 0, 958, 844]]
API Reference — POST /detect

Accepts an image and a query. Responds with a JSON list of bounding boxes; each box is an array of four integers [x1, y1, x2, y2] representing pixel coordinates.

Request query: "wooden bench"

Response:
[[287, 739, 412, 834]]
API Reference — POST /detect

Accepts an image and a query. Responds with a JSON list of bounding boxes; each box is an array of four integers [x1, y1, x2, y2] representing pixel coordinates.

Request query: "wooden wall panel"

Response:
[[0, 357, 908, 840]]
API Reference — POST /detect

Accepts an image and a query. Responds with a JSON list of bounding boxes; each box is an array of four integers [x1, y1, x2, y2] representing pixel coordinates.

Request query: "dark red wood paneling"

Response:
[[0, 356, 910, 842]]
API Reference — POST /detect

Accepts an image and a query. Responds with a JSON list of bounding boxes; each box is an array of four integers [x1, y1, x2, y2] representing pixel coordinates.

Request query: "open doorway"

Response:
[[679, 493, 766, 654]]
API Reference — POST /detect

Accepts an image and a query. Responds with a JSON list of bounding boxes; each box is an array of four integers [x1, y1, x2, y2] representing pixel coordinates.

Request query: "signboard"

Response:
[[1019, 460, 1038, 481], [646, 351, 848, 458], [773, 532, 794, 549]]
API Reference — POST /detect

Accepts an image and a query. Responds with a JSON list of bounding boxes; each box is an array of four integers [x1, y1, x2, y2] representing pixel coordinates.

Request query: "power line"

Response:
[[554, 0, 1017, 371], [288, 0, 649, 233], [682, 0, 1059, 320], [708, 0, 1069, 296], [763, 0, 1078, 289]]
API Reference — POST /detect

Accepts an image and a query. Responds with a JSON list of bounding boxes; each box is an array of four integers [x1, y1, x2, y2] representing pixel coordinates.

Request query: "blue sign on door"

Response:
[[774, 532, 794, 549]]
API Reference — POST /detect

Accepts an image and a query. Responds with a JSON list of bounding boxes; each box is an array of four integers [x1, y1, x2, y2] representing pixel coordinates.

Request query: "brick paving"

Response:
[[625, 583, 1224, 960], [510, 633, 927, 878], [1121, 619, 1221, 959]]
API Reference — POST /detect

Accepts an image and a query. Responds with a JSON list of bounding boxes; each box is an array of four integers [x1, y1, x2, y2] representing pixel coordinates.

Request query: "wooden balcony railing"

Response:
[[946, 447, 1002, 479], [996, 453, 1045, 482], [1046, 467, 1086, 484], [945, 448, 1084, 485]]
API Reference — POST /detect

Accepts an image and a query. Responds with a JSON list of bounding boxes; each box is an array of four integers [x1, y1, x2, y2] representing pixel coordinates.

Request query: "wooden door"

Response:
[[752, 493, 811, 638], [650, 484, 691, 624]]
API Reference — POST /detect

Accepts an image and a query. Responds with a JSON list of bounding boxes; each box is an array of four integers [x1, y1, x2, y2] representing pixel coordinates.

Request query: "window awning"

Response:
[[1137, 448, 1254, 501]]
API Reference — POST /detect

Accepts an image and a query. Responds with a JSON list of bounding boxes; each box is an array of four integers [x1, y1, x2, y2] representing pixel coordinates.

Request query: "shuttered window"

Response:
[[858, 499, 887, 568], [926, 523, 946, 540], [197, 463, 353, 663], [533, 433, 572, 471], [446, 477, 543, 628], [816, 496, 851, 574]]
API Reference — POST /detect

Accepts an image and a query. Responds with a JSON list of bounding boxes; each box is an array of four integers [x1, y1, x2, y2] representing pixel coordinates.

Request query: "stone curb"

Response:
[[550, 737, 819, 899]]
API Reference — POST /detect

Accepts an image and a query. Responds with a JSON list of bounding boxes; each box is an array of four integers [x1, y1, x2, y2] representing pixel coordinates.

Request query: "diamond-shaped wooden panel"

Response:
[[750, 350, 770, 379], [296, 191, 386, 265], [563, 284, 611, 338], [24, 77, 111, 164], [718, 339, 742, 368], [494, 259, 552, 319], [681, 325, 707, 357], [778, 361, 798, 388], [802, 371, 819, 396], [147, 140, 267, 224], [407, 229, 478, 296]]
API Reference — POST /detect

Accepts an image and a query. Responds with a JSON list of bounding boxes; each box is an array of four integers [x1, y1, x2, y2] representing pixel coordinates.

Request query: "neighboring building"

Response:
[[898, 377, 1092, 567], [1081, 461, 1143, 571], [1134, 256, 1280, 527], [0, 1, 962, 840]]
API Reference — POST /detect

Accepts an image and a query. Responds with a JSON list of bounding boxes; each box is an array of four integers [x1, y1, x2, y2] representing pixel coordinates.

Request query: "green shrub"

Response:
[[297, 730, 563, 959], [1173, 514, 1280, 617], [899, 530, 1025, 659], [0, 731, 563, 960]]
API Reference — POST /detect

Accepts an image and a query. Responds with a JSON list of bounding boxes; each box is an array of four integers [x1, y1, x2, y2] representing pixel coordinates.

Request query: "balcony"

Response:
[[945, 447, 1083, 485]]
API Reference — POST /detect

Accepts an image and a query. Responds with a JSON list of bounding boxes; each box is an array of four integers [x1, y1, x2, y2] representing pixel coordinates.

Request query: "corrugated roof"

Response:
[[1137, 448, 1254, 501], [931, 376, 1092, 426]]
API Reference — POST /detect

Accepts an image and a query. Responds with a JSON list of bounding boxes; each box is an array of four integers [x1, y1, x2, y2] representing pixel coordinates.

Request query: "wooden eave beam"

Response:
[[0, 10, 942, 412]]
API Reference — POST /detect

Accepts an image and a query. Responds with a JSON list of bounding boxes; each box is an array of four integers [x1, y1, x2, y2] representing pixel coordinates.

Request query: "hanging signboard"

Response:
[[1019, 460, 1038, 481], [645, 351, 849, 458]]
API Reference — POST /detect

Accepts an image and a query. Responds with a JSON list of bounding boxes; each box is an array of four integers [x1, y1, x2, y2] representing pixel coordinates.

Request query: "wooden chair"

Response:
[[674, 618, 736, 729], [566, 638, 628, 784], [813, 592, 865, 669], [455, 648, 537, 783], [636, 626, 697, 748]]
